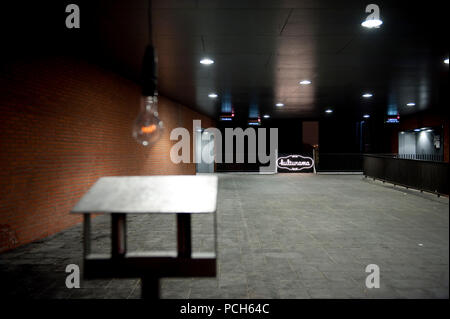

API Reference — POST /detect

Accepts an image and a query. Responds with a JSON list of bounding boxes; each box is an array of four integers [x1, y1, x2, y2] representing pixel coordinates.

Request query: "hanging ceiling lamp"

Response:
[[132, 0, 163, 146]]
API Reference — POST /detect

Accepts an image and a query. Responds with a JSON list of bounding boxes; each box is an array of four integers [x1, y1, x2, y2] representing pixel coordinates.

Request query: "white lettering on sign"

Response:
[[277, 155, 314, 171]]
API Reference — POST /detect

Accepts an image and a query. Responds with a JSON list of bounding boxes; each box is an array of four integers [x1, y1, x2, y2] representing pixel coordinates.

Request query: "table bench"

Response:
[[71, 175, 218, 298]]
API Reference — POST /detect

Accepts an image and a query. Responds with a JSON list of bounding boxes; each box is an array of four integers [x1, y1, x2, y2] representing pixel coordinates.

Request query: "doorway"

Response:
[[195, 128, 215, 173]]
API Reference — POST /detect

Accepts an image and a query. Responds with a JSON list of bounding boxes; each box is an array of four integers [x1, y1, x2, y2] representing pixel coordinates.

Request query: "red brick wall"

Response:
[[0, 56, 214, 252]]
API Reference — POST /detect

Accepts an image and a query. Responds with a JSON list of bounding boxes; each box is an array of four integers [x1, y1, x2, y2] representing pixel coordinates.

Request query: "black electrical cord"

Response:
[[141, 0, 157, 96]]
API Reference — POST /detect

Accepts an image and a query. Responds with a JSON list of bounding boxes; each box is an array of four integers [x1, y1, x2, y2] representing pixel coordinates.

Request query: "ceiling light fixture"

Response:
[[263, 114, 270, 118], [362, 19, 383, 28], [444, 58, 449, 64], [361, 4, 383, 29], [362, 93, 373, 98], [275, 103, 284, 107], [208, 93, 218, 98], [363, 114, 370, 118], [299, 80, 312, 85], [200, 58, 214, 65], [325, 109, 333, 114], [406, 102, 416, 106]]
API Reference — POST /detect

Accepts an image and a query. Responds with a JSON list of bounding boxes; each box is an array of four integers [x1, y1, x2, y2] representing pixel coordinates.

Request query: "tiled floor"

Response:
[[1, 174, 448, 299]]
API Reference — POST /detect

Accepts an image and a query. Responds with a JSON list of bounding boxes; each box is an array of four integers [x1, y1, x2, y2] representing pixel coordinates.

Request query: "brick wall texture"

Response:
[[0, 56, 214, 252]]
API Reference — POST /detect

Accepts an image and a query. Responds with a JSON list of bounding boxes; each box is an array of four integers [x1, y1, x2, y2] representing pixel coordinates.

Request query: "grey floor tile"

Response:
[[0, 174, 448, 299]]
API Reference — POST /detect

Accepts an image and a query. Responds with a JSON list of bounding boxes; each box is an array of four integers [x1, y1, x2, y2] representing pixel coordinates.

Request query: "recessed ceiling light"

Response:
[[208, 93, 218, 98], [362, 93, 373, 98], [299, 80, 312, 85], [363, 114, 370, 118], [200, 58, 214, 65], [325, 109, 333, 114], [263, 114, 270, 118], [361, 19, 383, 28], [406, 102, 415, 106], [445, 58, 449, 64], [275, 103, 284, 107]]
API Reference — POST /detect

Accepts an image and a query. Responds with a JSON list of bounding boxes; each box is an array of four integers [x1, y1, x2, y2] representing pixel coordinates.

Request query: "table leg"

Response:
[[141, 276, 160, 299], [83, 214, 91, 258], [111, 213, 127, 258], [177, 214, 191, 258]]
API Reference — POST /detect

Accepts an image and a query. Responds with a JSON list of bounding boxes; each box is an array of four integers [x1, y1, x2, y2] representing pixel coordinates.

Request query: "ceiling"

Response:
[[3, 0, 449, 120]]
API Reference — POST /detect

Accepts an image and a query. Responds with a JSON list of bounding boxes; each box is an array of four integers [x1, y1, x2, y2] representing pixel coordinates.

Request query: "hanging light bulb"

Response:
[[132, 95, 163, 146], [133, 45, 163, 146]]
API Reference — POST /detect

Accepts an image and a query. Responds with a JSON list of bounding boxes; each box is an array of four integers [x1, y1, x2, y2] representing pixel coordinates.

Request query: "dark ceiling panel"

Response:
[[152, 8, 291, 36], [33, 0, 443, 120], [149, 1, 448, 119]]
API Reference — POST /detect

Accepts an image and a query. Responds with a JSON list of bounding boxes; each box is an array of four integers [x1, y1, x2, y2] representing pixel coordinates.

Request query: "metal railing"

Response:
[[395, 153, 444, 162], [315, 153, 363, 172], [363, 154, 449, 195]]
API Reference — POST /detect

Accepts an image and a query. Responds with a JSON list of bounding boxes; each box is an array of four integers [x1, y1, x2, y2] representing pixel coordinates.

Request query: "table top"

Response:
[[71, 175, 218, 214]]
